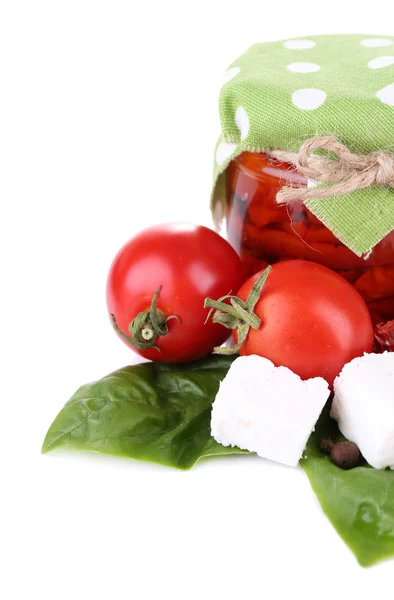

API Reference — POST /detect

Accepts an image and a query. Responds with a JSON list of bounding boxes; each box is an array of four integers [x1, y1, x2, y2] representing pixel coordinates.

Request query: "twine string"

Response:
[[268, 136, 394, 204]]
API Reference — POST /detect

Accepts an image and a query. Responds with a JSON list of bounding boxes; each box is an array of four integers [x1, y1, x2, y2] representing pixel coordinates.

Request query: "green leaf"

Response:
[[301, 405, 394, 567], [42, 355, 247, 470], [43, 353, 394, 565]]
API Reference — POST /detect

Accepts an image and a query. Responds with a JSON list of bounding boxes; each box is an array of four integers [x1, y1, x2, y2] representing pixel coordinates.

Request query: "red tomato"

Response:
[[106, 223, 245, 363], [227, 261, 373, 386]]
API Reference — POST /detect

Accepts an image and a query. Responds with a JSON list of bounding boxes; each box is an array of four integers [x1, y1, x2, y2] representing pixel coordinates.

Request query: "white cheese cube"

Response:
[[331, 352, 394, 470], [211, 355, 330, 467]]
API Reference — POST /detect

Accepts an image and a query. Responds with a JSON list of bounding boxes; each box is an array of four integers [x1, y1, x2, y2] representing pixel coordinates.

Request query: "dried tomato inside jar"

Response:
[[226, 151, 394, 325]]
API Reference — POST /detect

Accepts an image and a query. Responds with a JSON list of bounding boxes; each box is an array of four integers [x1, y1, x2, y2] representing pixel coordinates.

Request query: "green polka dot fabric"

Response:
[[213, 34, 394, 256]]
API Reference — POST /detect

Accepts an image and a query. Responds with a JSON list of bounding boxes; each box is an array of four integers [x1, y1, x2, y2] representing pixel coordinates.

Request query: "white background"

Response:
[[2, 1, 394, 598]]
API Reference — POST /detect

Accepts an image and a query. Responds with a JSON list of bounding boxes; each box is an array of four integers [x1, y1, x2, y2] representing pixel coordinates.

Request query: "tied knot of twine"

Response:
[[271, 136, 394, 204]]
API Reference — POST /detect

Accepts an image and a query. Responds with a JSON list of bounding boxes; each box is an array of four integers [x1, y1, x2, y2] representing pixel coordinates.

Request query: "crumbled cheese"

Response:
[[211, 355, 330, 467], [331, 352, 394, 470]]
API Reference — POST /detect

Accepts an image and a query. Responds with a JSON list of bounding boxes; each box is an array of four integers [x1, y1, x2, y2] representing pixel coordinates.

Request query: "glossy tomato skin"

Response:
[[106, 223, 245, 363], [236, 260, 374, 386]]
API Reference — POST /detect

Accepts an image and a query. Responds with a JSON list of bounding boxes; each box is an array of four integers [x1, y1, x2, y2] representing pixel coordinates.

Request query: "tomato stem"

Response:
[[141, 327, 154, 341], [204, 266, 272, 354], [111, 286, 180, 352]]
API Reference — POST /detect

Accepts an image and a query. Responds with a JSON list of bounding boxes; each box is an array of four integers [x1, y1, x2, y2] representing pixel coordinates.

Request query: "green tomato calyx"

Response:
[[204, 266, 272, 355], [111, 285, 180, 352]]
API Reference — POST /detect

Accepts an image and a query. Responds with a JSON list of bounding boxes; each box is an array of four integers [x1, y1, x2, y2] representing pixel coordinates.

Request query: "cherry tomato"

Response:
[[208, 260, 374, 386], [106, 222, 245, 363]]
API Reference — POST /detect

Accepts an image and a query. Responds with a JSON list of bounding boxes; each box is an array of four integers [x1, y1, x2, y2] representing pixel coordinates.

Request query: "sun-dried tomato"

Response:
[[374, 320, 394, 352]]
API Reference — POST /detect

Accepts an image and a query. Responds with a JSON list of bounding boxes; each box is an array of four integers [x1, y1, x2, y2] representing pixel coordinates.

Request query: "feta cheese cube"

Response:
[[211, 355, 330, 467], [331, 352, 394, 470]]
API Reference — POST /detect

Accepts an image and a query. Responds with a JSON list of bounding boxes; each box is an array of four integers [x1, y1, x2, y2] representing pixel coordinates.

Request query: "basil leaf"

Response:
[[301, 405, 394, 567], [42, 355, 247, 470], [44, 353, 394, 565]]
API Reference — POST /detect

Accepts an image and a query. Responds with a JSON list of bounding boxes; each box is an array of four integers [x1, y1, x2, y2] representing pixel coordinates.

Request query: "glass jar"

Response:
[[225, 151, 394, 325]]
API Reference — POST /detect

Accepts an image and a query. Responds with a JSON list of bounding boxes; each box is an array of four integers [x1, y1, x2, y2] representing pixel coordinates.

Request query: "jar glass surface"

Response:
[[226, 151, 394, 325]]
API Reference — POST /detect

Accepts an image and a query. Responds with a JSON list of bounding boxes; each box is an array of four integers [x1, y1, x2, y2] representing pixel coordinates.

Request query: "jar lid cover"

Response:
[[213, 35, 394, 256]]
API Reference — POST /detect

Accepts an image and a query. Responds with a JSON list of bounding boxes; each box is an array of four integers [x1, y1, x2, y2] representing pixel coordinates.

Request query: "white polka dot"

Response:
[[368, 56, 394, 69], [222, 67, 240, 85], [361, 38, 393, 47], [376, 83, 394, 106], [292, 88, 327, 110], [287, 62, 320, 73], [284, 40, 315, 50], [216, 141, 238, 165], [235, 106, 249, 140]]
